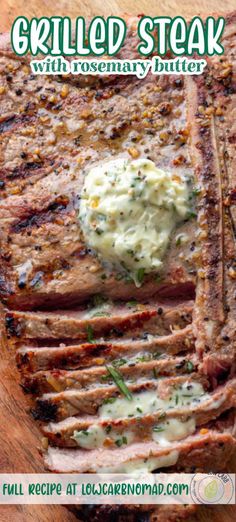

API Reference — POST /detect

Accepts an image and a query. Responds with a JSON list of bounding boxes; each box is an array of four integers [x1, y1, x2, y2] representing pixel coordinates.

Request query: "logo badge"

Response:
[[190, 474, 235, 504]]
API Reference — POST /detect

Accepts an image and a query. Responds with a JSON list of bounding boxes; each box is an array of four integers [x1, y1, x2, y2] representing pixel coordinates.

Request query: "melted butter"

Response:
[[72, 425, 106, 449], [72, 425, 134, 450], [85, 302, 111, 319], [152, 418, 196, 446], [72, 417, 195, 451], [71, 381, 207, 454], [79, 158, 190, 286], [99, 382, 209, 420]]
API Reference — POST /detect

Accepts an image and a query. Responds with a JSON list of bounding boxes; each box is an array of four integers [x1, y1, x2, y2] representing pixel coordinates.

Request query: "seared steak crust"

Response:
[[187, 12, 236, 380], [1, 12, 236, 522], [0, 20, 196, 310]]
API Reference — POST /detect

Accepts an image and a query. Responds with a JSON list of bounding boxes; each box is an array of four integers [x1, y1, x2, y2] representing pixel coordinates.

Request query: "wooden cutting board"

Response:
[[0, 1, 235, 520], [1, 0, 236, 28]]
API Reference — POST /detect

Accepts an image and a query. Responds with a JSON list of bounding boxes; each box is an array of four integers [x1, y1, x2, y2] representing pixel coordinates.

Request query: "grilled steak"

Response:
[[0, 19, 196, 311], [33, 373, 210, 421], [40, 378, 236, 446], [0, 12, 236, 522], [5, 300, 193, 340], [15, 327, 194, 373], [186, 12, 236, 380], [45, 424, 236, 473], [20, 353, 198, 394]]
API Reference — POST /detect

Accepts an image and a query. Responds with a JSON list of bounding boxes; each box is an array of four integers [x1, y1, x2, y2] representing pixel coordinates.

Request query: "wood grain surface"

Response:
[[1, 0, 236, 30], [0, 1, 236, 521]]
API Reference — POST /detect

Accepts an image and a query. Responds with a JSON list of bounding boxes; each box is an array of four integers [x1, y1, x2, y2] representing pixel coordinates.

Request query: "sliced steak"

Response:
[[33, 374, 210, 421], [21, 354, 198, 394], [5, 301, 193, 341], [45, 426, 236, 473], [41, 379, 236, 447], [16, 326, 194, 372]]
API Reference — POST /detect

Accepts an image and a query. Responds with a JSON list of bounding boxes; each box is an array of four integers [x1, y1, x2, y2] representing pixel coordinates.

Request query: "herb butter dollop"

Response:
[[79, 158, 190, 286]]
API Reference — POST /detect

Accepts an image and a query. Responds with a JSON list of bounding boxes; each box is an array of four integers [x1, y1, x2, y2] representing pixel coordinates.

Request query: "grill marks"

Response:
[[0, 54, 197, 310], [187, 77, 224, 357], [0, 113, 35, 134], [10, 195, 72, 233], [0, 160, 49, 182], [1, 15, 236, 500]]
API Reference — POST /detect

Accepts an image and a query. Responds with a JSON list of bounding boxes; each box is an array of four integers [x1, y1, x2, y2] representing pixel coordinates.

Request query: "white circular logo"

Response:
[[190, 474, 234, 504]]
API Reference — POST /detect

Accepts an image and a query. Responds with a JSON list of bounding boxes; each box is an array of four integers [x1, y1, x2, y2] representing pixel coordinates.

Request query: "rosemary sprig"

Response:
[[86, 324, 94, 343], [106, 365, 133, 401]]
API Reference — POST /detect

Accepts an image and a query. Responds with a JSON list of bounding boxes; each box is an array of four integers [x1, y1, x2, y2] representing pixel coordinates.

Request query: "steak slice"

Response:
[[33, 374, 210, 421], [44, 426, 236, 473], [16, 326, 194, 372], [21, 354, 198, 394], [5, 301, 193, 341]]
